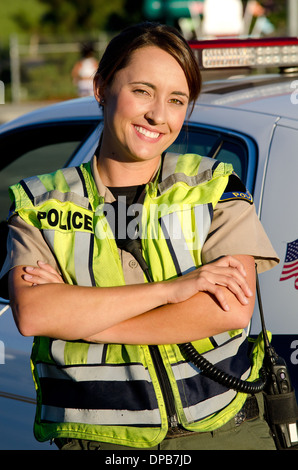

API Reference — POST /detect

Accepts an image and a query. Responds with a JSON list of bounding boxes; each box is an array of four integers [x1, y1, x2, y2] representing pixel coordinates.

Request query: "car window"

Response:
[[168, 126, 249, 184], [0, 121, 97, 220]]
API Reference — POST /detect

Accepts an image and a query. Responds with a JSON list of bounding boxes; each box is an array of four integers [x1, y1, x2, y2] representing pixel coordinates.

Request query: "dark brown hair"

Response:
[[94, 22, 201, 110]]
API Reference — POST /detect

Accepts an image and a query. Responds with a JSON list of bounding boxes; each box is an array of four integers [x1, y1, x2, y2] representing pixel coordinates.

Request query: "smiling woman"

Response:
[[95, 46, 191, 183], [93, 23, 201, 186], [2, 22, 278, 451]]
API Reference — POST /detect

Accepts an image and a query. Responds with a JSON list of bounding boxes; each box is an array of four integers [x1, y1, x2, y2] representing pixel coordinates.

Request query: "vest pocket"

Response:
[[36, 340, 162, 427]]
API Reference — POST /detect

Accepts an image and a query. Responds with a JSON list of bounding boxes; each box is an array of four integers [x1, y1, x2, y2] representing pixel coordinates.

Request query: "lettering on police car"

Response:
[[37, 209, 93, 232], [290, 340, 298, 365]]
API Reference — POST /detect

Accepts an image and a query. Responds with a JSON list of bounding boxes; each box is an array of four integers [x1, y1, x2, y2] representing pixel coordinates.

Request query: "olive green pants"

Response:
[[56, 393, 276, 451]]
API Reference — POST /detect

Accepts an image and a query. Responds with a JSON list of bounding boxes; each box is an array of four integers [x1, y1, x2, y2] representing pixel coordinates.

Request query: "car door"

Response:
[[0, 118, 101, 449], [257, 118, 298, 393]]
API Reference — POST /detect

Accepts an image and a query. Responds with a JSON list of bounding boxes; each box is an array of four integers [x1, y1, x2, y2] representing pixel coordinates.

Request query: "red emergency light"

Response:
[[189, 37, 298, 69]]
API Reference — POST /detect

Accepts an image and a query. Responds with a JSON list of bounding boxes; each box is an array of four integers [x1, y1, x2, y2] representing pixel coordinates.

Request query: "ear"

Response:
[[93, 74, 105, 105]]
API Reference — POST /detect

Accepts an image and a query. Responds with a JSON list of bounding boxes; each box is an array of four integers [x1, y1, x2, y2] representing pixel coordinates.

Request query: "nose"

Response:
[[145, 98, 166, 125]]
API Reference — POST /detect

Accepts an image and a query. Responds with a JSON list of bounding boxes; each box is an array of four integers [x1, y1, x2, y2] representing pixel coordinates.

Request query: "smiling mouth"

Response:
[[134, 125, 161, 139]]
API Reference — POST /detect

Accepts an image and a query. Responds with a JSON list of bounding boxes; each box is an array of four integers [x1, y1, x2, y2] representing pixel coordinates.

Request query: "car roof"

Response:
[[196, 73, 297, 120], [0, 72, 296, 133], [0, 96, 102, 133]]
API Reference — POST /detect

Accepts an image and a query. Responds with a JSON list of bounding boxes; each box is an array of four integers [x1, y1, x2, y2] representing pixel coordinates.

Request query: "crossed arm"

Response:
[[8, 254, 256, 345]]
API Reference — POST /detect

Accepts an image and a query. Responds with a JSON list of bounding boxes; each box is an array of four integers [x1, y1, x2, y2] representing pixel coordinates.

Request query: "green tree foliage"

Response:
[[37, 0, 142, 33]]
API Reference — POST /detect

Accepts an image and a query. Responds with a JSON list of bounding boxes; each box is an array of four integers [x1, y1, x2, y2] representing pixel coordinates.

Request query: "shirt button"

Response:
[[128, 259, 138, 269]]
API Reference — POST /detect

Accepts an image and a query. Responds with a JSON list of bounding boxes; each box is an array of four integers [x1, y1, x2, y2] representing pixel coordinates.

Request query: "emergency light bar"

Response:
[[189, 37, 298, 69]]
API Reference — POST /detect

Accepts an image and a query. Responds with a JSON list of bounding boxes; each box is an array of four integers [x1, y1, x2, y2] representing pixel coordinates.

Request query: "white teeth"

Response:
[[135, 126, 160, 139]]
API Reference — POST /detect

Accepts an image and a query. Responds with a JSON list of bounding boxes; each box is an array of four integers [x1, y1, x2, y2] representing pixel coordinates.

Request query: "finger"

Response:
[[216, 256, 247, 277], [210, 285, 230, 311], [214, 275, 252, 305], [23, 272, 49, 285], [23, 266, 63, 284], [199, 268, 253, 305], [23, 272, 62, 284], [199, 265, 252, 298], [37, 260, 62, 277]]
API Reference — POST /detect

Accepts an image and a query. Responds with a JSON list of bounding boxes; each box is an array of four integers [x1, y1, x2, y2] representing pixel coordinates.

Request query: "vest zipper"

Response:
[[149, 345, 179, 429]]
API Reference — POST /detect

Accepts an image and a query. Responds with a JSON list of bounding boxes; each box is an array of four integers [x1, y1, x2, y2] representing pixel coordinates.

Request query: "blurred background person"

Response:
[[71, 41, 98, 97]]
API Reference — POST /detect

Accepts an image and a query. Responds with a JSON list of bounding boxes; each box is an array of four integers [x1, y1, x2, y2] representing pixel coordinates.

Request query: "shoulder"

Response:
[[10, 164, 90, 211], [162, 153, 233, 179], [219, 173, 253, 205], [19, 165, 86, 196]]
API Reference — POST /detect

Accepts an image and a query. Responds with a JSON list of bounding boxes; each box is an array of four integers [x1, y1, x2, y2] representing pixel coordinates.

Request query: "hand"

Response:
[[164, 255, 254, 311], [23, 261, 64, 286]]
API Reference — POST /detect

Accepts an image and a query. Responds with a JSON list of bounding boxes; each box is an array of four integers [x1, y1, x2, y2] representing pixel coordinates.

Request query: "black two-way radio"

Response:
[[255, 273, 298, 450]]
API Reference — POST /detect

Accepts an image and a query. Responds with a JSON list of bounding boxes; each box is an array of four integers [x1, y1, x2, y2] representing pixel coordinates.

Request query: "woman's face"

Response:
[[98, 46, 189, 165]]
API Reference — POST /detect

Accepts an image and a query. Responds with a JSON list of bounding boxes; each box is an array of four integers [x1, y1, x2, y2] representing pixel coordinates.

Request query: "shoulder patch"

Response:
[[219, 173, 253, 204]]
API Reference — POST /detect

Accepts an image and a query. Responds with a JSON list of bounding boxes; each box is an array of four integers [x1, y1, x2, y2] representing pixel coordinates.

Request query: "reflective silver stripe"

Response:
[[87, 343, 106, 364], [183, 388, 236, 423], [161, 152, 180, 180], [182, 370, 250, 423], [61, 167, 86, 198], [22, 168, 90, 209], [23, 175, 47, 199], [40, 405, 161, 426], [211, 331, 233, 347], [193, 204, 212, 247], [74, 231, 94, 286], [37, 361, 152, 383], [159, 155, 219, 194], [171, 332, 247, 382], [160, 211, 195, 275], [197, 156, 218, 174], [51, 340, 107, 367], [160, 204, 213, 275], [34, 190, 90, 209], [51, 340, 66, 365], [43, 229, 55, 251]]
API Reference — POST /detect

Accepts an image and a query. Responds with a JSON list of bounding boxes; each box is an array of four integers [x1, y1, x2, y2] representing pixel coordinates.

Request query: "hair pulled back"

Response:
[[94, 22, 201, 109]]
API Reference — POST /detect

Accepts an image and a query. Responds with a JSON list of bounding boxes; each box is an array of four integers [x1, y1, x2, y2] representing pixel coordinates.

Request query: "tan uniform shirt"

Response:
[[0, 156, 279, 295]]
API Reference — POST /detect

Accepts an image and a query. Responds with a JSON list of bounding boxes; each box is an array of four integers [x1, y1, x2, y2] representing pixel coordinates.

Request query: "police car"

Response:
[[1, 37, 298, 449]]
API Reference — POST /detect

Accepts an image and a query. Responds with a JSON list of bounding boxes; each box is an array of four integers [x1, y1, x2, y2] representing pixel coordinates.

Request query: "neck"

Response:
[[97, 153, 161, 187]]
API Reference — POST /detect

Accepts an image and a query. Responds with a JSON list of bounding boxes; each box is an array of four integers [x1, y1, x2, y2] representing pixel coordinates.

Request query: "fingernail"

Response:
[[25, 266, 34, 272]]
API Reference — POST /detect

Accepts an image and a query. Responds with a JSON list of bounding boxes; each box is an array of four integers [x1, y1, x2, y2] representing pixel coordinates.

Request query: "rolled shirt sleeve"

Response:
[[202, 199, 280, 273]]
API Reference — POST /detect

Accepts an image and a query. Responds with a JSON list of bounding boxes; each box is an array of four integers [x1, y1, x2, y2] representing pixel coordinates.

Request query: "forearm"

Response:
[[9, 267, 167, 340], [87, 255, 256, 344], [9, 255, 255, 342], [86, 286, 255, 345]]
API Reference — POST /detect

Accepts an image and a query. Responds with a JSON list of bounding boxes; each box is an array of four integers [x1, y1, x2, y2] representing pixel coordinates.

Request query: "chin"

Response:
[[128, 147, 162, 162]]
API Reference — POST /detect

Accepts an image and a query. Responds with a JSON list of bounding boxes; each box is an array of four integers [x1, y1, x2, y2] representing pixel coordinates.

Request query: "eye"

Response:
[[169, 98, 185, 106], [133, 88, 150, 96]]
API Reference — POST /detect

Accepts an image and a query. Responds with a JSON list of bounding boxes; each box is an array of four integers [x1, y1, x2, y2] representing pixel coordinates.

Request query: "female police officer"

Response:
[[2, 23, 279, 450]]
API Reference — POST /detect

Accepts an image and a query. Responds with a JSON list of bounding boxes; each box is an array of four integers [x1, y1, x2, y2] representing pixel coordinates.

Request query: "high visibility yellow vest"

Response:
[[9, 153, 265, 447]]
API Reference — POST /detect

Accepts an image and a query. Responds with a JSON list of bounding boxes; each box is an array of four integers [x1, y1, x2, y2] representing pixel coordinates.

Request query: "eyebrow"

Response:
[[129, 81, 189, 99]]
